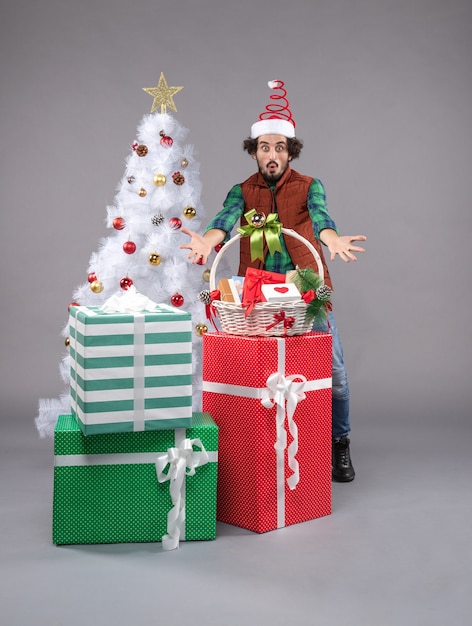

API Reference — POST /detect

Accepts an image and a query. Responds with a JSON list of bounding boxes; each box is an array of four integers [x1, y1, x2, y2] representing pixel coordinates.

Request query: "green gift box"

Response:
[[69, 304, 193, 435], [53, 413, 218, 548]]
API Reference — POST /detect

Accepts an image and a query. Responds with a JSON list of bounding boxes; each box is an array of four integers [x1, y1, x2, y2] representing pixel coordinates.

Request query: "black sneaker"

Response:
[[332, 436, 355, 482]]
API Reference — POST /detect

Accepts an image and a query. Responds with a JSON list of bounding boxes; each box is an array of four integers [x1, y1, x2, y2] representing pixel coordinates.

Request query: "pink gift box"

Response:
[[202, 332, 332, 533]]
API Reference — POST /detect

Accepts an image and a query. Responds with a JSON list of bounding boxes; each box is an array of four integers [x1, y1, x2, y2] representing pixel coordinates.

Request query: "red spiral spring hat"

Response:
[[250, 80, 296, 139]]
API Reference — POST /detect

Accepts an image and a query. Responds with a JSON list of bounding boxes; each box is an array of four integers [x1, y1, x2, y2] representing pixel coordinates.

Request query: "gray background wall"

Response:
[[1, 0, 471, 431]]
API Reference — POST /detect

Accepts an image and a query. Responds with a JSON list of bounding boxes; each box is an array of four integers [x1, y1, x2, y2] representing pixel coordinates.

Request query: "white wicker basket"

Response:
[[209, 228, 324, 336]]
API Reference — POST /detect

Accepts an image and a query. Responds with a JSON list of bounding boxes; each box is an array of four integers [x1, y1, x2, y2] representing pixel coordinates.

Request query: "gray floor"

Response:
[[1, 413, 471, 626]]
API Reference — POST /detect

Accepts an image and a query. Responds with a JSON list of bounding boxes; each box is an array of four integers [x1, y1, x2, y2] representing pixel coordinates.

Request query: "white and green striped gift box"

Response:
[[69, 304, 193, 435]]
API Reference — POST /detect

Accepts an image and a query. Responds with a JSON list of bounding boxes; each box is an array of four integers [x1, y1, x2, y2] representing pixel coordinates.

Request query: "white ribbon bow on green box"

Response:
[[156, 437, 210, 551]]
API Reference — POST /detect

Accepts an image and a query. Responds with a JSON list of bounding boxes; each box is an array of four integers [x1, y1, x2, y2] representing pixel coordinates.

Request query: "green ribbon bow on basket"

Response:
[[237, 209, 283, 261]]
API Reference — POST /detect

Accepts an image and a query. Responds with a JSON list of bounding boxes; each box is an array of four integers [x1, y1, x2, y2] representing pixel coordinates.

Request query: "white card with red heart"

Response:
[[261, 282, 302, 302]]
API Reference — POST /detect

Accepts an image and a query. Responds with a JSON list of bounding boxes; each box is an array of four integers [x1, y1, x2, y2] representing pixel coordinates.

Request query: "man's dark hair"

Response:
[[242, 136, 304, 159]]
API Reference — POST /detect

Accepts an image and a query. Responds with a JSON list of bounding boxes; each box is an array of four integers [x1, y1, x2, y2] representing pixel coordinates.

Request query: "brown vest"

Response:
[[238, 167, 333, 289]]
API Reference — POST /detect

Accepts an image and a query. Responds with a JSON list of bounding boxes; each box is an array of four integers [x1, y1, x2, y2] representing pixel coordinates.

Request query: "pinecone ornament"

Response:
[[198, 290, 212, 305], [172, 171, 185, 185], [151, 213, 165, 226], [315, 285, 332, 302]]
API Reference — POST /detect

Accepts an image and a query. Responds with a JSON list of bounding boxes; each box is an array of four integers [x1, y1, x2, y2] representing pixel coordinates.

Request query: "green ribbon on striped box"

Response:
[[69, 304, 193, 435], [53, 413, 218, 546]]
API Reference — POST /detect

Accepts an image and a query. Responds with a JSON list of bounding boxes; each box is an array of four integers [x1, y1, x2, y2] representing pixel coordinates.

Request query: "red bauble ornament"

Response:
[[113, 217, 125, 230], [214, 243, 224, 252], [120, 277, 133, 290], [68, 302, 80, 311], [169, 217, 182, 230], [87, 272, 97, 283], [160, 132, 173, 147], [170, 293, 184, 307], [196, 256, 204, 265], [123, 240, 137, 254]]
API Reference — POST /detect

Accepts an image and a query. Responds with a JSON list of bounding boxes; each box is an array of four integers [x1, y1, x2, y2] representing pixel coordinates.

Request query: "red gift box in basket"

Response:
[[207, 224, 331, 337]]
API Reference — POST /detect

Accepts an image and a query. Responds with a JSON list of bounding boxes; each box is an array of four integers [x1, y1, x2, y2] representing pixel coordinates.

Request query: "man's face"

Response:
[[253, 134, 291, 183]]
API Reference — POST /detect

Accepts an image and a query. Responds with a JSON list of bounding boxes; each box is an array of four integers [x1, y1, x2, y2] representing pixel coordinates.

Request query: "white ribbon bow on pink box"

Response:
[[261, 372, 307, 492]]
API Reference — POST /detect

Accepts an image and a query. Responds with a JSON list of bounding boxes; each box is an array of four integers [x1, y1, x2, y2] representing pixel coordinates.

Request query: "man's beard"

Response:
[[260, 163, 284, 184], [262, 173, 282, 184]]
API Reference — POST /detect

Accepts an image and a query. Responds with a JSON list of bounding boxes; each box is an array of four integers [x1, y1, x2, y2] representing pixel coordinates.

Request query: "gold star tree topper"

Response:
[[142, 72, 184, 114]]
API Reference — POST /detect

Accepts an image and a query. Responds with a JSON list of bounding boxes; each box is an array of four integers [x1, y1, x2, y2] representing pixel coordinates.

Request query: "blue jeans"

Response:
[[312, 311, 350, 439]]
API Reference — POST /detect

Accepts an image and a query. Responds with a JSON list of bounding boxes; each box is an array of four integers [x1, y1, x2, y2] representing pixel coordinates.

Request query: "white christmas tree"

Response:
[[36, 73, 217, 437]]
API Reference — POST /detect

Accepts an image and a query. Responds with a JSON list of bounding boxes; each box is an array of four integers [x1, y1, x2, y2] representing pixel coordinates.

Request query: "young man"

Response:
[[181, 82, 366, 482]]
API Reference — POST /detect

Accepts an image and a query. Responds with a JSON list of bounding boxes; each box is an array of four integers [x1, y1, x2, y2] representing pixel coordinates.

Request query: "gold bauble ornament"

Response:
[[183, 206, 197, 219], [153, 173, 166, 186], [251, 212, 266, 228], [148, 252, 161, 266], [65, 336, 70, 347], [195, 323, 208, 337], [138, 187, 147, 197], [90, 280, 104, 293], [181, 157, 188, 168], [202, 269, 211, 282]]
